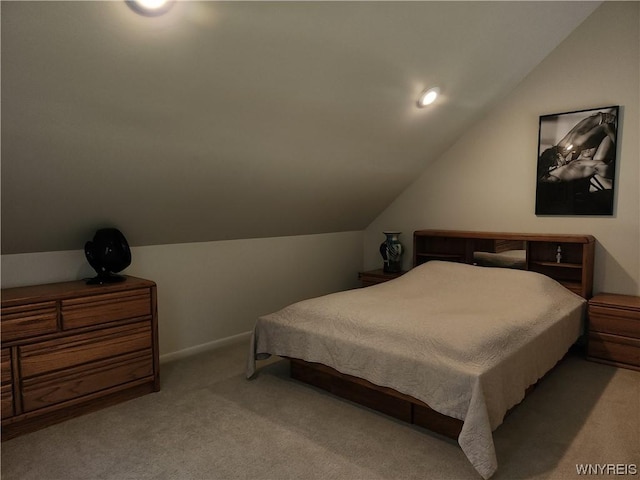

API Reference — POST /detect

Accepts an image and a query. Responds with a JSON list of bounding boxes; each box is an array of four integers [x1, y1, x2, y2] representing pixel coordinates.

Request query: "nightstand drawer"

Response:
[[358, 269, 407, 287], [588, 332, 640, 368], [61, 289, 152, 330], [589, 305, 640, 338], [1, 302, 58, 342]]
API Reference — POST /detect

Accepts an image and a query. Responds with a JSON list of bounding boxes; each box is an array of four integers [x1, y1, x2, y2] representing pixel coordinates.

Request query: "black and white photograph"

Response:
[[535, 106, 619, 215]]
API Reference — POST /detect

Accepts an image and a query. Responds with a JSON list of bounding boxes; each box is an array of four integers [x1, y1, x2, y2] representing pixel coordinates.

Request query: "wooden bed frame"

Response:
[[288, 230, 595, 439]]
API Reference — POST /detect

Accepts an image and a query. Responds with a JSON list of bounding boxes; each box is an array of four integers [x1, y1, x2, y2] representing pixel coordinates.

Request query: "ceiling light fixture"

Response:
[[126, 0, 175, 16], [417, 87, 440, 108]]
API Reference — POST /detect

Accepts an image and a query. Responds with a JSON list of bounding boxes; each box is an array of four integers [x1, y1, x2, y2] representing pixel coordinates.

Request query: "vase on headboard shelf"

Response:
[[379, 231, 404, 273]]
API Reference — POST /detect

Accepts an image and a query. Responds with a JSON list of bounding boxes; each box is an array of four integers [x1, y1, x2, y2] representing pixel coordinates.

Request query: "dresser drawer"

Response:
[[588, 332, 640, 368], [1, 384, 13, 418], [1, 302, 58, 342], [1, 349, 12, 384], [19, 321, 152, 378], [1, 349, 13, 418], [61, 289, 151, 330], [22, 350, 153, 412], [589, 305, 640, 338]]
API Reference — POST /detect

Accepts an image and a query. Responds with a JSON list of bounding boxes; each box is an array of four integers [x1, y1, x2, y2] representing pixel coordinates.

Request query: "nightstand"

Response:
[[587, 293, 640, 371], [358, 269, 407, 287]]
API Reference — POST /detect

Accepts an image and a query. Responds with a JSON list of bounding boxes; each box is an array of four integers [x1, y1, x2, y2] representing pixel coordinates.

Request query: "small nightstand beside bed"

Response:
[[247, 230, 595, 479]]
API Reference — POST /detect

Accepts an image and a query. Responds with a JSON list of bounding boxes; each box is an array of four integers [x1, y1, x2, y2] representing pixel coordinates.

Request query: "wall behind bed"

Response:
[[364, 2, 639, 296]]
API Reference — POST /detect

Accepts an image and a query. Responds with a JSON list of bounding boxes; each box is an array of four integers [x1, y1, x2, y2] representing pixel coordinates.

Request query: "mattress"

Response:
[[247, 261, 585, 478]]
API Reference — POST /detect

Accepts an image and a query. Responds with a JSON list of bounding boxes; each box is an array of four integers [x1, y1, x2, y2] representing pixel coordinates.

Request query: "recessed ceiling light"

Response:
[[417, 87, 440, 108], [126, 0, 175, 16]]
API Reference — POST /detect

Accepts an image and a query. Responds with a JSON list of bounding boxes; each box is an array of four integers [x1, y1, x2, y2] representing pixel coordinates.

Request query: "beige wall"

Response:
[[1, 231, 364, 358], [365, 2, 640, 296]]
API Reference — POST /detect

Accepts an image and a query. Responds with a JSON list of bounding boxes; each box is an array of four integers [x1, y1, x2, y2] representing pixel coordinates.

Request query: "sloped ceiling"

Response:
[[1, 1, 601, 254]]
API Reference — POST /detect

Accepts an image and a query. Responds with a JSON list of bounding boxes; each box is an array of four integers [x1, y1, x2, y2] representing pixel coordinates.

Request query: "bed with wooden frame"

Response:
[[247, 230, 595, 478]]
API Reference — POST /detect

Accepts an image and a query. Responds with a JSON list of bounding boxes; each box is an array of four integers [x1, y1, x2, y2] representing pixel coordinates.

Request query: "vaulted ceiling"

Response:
[[1, 1, 601, 254]]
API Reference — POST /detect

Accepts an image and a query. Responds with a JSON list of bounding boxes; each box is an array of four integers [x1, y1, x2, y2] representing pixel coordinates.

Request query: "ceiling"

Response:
[[1, 1, 601, 254]]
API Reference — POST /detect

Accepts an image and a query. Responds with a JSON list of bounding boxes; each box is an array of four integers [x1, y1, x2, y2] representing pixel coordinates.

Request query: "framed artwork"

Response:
[[535, 105, 619, 215]]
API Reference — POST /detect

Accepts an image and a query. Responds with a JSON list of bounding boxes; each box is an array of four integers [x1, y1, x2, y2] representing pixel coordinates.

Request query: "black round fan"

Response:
[[85, 228, 132, 285]]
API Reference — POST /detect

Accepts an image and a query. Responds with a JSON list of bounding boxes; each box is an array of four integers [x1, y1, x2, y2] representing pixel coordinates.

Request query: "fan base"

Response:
[[86, 273, 127, 285]]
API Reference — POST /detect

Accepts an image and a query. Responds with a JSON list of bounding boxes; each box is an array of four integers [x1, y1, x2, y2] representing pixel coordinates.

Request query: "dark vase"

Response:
[[379, 231, 404, 273]]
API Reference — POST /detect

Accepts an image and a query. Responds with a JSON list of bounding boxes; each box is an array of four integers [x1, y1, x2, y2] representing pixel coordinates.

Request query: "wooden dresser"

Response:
[[1, 276, 160, 439], [587, 293, 640, 371]]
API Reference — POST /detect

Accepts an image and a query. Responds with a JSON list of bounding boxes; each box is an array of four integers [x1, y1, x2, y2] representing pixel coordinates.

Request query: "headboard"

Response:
[[413, 230, 595, 299]]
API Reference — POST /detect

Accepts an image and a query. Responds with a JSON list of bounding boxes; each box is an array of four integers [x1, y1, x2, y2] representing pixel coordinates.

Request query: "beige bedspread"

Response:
[[247, 261, 585, 478]]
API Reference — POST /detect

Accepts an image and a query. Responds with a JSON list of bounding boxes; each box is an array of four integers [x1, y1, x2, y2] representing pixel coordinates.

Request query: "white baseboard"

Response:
[[159, 330, 252, 364]]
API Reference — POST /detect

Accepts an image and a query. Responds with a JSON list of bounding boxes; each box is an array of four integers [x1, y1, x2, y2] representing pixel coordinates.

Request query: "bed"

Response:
[[247, 230, 595, 479]]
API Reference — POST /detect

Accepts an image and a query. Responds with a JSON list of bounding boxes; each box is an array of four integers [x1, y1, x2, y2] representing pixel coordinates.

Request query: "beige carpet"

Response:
[[1, 341, 638, 480]]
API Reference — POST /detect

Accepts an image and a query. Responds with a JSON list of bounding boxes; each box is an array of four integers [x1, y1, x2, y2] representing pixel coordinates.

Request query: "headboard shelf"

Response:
[[415, 253, 465, 262], [413, 230, 595, 299], [531, 261, 582, 269]]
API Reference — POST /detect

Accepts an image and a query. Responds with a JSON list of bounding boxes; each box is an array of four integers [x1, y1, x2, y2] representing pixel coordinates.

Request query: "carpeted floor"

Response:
[[1, 340, 638, 480]]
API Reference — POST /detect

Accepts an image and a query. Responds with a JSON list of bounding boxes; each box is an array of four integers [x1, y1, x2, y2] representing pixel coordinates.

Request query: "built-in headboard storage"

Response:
[[413, 230, 595, 299]]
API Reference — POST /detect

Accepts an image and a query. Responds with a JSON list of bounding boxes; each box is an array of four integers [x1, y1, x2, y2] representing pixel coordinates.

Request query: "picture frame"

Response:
[[535, 105, 619, 215]]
